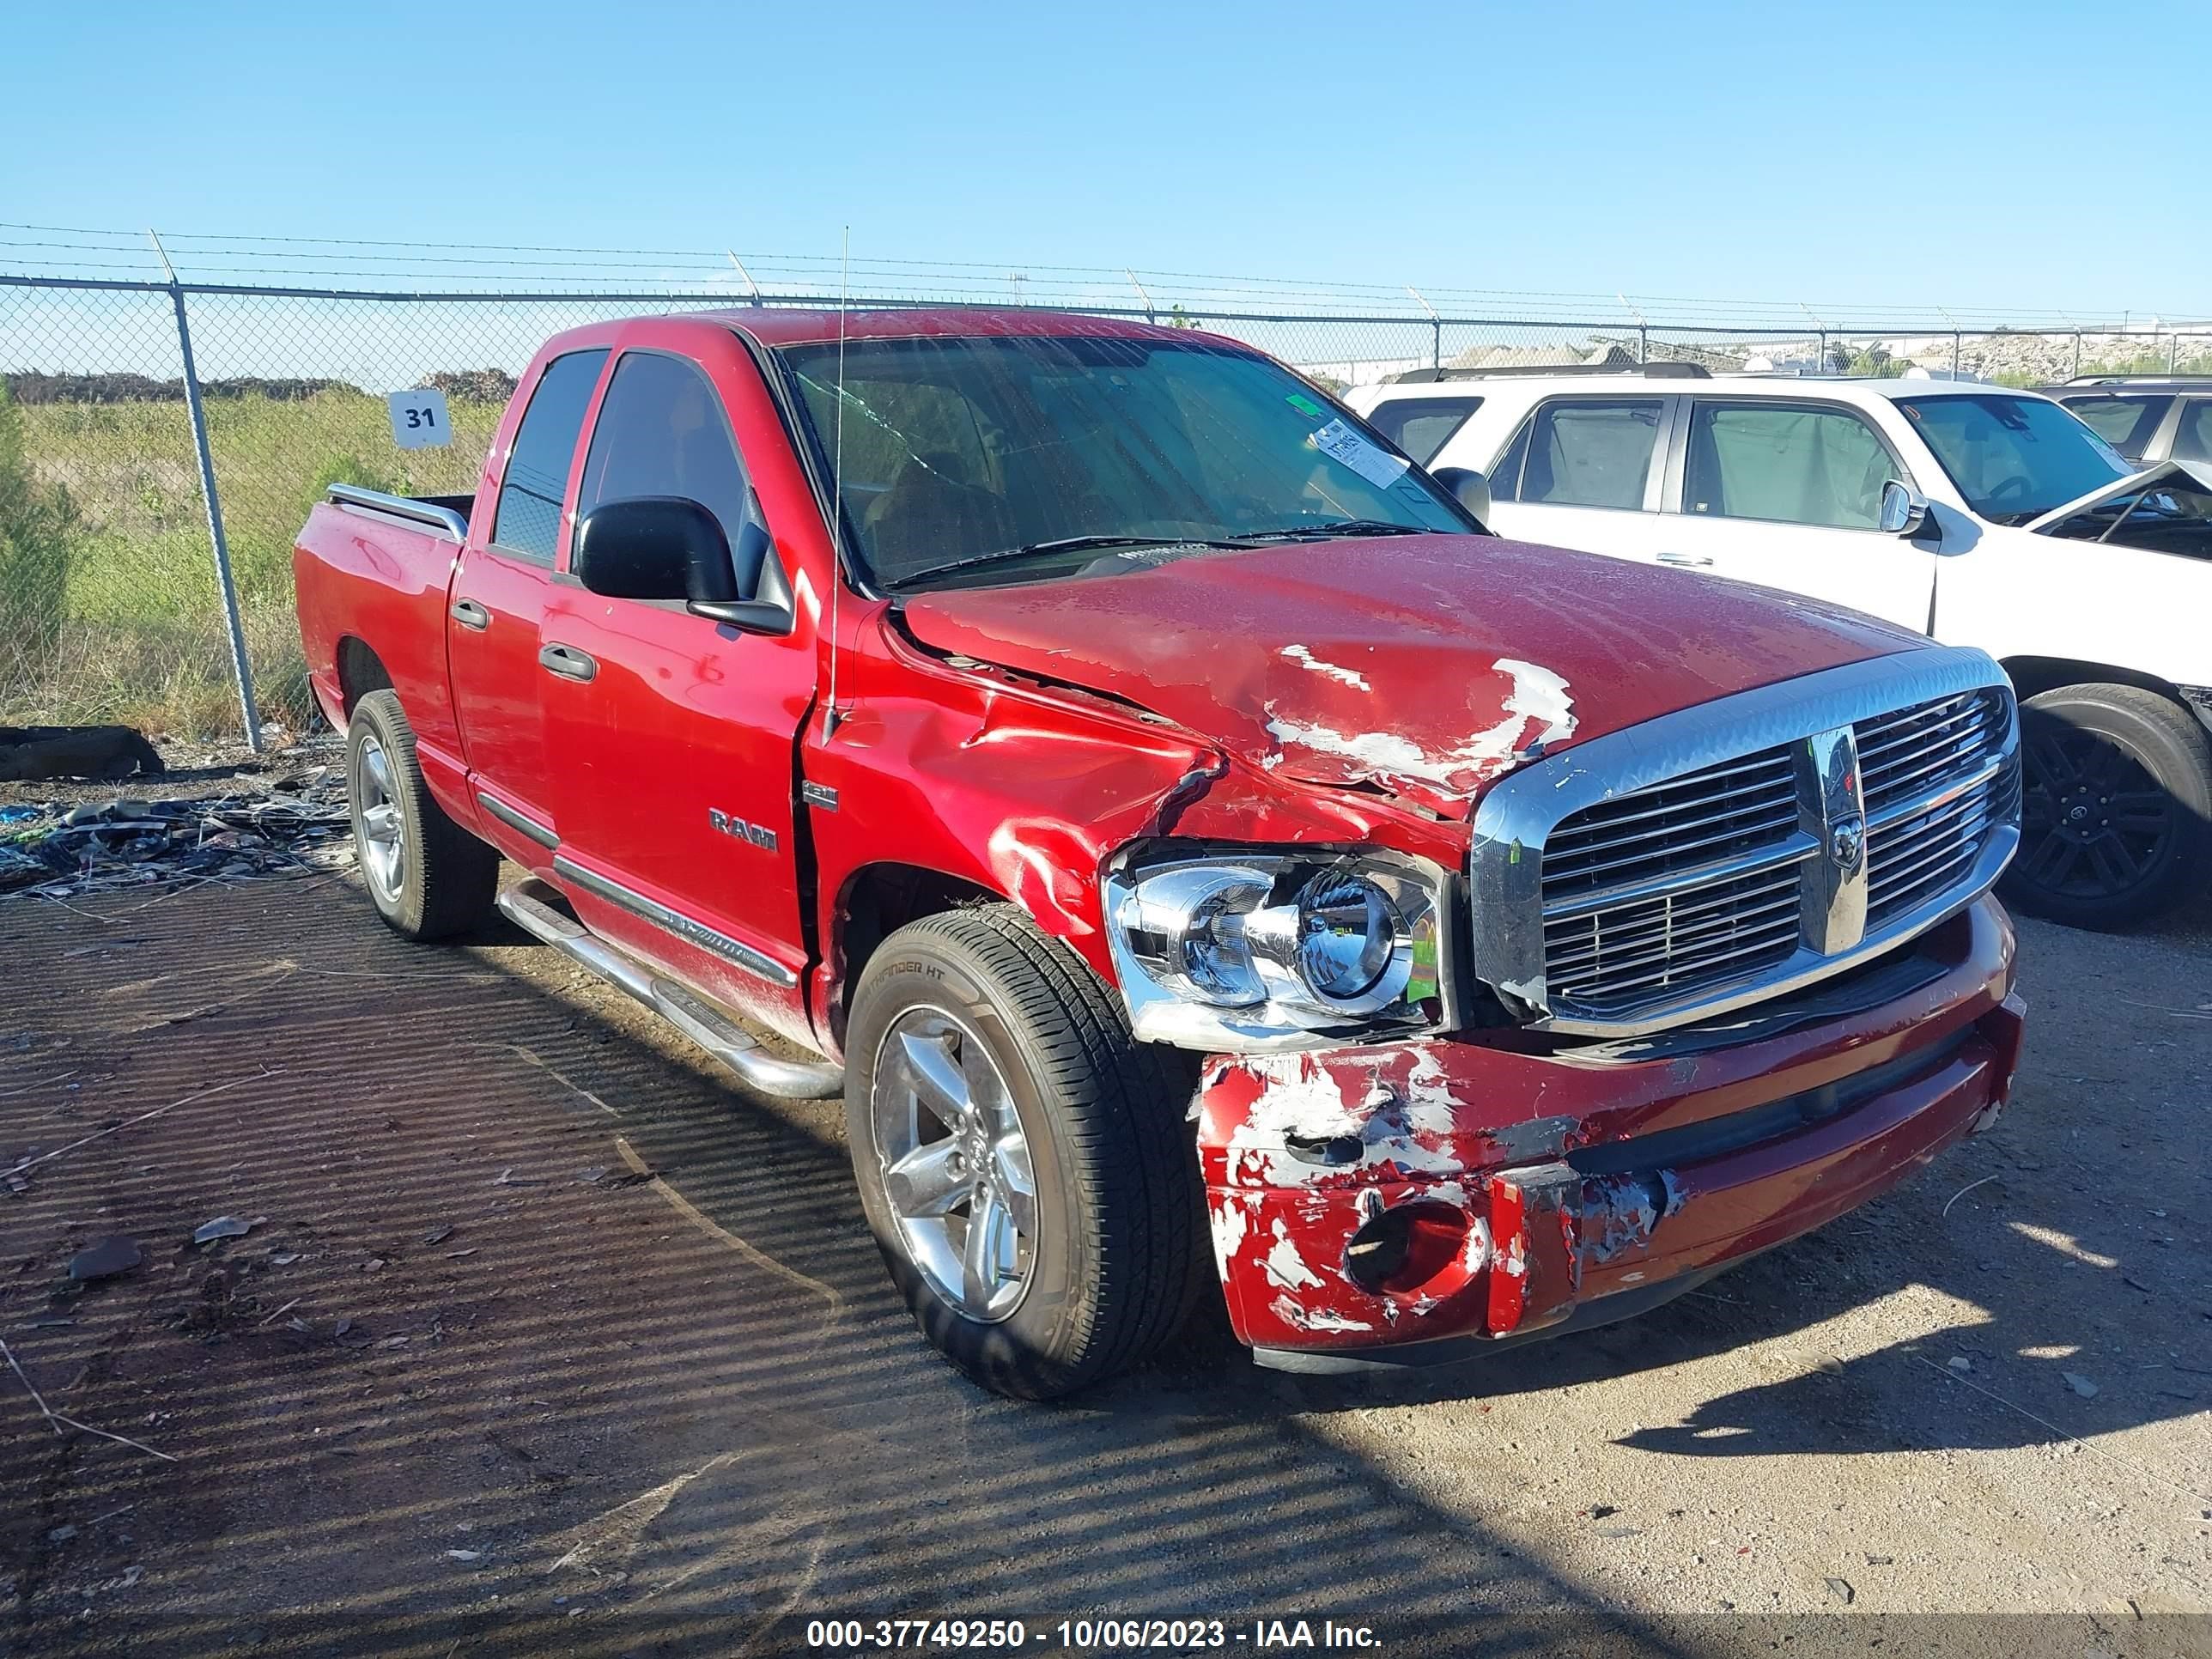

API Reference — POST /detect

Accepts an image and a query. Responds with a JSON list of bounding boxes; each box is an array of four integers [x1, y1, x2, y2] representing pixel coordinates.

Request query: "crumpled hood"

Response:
[[899, 535, 1923, 818], [2027, 455, 2212, 532]]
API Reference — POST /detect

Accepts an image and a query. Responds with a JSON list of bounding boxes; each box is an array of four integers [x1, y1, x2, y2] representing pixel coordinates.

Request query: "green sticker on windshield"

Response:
[[1285, 392, 1326, 418]]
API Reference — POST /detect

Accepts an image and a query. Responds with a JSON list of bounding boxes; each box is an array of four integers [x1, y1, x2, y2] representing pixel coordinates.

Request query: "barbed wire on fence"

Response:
[[6, 222, 2208, 330], [4, 234, 2211, 749]]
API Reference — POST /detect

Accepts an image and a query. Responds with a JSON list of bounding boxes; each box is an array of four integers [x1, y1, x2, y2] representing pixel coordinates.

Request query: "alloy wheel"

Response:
[[870, 1006, 1038, 1322], [356, 732, 406, 903], [2017, 726, 2174, 902]]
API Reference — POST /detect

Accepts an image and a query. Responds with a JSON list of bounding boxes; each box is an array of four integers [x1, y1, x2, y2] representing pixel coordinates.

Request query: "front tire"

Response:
[[844, 905, 1204, 1400], [347, 690, 499, 941], [2002, 682, 2212, 929]]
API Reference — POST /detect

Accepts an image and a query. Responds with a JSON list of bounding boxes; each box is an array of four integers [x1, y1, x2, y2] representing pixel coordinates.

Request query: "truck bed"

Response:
[[292, 484, 477, 754]]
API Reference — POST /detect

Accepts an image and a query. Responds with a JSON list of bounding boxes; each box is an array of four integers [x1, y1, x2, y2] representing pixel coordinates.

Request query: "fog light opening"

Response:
[[1344, 1201, 1471, 1296]]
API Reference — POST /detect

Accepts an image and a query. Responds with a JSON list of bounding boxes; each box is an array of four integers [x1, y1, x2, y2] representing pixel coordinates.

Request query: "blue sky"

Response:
[[5, 0, 2204, 315]]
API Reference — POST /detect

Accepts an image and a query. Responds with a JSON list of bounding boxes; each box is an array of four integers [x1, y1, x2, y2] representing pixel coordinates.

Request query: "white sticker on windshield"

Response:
[[1310, 418, 1410, 489]]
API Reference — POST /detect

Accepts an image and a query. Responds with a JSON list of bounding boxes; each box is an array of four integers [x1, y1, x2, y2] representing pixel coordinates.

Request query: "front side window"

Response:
[[1896, 393, 2132, 524], [492, 349, 609, 561], [778, 334, 1469, 589], [1492, 398, 1663, 509], [1366, 395, 1482, 465], [1685, 401, 1904, 529], [2059, 394, 2170, 458], [576, 351, 754, 557]]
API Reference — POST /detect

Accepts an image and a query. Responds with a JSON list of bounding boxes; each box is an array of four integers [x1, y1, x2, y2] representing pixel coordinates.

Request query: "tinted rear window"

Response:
[[493, 349, 609, 561], [2060, 394, 2170, 458], [1366, 396, 1482, 465], [1493, 398, 1663, 509]]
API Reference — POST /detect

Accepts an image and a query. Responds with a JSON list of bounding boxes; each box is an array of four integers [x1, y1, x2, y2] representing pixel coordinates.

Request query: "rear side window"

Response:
[[1492, 398, 1662, 509], [2061, 394, 2170, 459], [2172, 400, 2212, 462], [577, 351, 755, 556], [492, 349, 610, 561], [1366, 396, 1482, 465], [1685, 401, 1904, 530]]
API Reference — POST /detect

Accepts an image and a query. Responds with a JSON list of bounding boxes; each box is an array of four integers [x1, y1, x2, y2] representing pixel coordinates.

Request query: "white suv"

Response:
[[1348, 367, 2212, 928]]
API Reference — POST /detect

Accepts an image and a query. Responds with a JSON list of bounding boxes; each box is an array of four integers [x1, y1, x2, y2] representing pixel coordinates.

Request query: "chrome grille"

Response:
[[1862, 689, 2018, 927], [1540, 746, 1808, 1012], [1857, 690, 2009, 817], [1541, 748, 1799, 900], [1470, 648, 2021, 1039], [1543, 861, 1802, 1018]]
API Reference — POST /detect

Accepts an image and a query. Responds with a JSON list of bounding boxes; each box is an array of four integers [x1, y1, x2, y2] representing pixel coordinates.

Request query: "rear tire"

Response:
[[347, 689, 500, 941], [2001, 682, 2212, 930], [844, 904, 1205, 1400]]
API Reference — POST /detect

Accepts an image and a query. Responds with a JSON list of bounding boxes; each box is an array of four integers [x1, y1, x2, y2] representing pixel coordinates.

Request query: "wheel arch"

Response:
[[831, 860, 1006, 1032], [2000, 653, 2194, 711], [336, 635, 395, 721]]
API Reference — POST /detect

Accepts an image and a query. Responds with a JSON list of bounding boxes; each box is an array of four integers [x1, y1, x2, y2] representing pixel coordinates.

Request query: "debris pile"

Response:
[[0, 768, 354, 900]]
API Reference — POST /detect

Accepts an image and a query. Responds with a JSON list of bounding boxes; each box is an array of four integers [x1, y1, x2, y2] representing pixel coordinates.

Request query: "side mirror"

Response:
[[574, 496, 737, 603], [1879, 480, 1932, 538], [1431, 465, 1492, 524], [572, 496, 794, 636]]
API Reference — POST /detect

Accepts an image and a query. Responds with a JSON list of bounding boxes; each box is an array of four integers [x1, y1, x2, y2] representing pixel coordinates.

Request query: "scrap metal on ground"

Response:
[[0, 763, 354, 901]]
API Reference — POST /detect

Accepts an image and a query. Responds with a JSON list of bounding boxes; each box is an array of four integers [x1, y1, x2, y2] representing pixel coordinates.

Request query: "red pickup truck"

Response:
[[294, 308, 2027, 1399]]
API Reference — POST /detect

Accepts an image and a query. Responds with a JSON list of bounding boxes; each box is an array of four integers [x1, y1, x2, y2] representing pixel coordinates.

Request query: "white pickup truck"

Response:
[[1350, 368, 2212, 928]]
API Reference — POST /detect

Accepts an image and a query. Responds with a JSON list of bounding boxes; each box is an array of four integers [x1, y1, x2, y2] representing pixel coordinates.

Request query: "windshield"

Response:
[[777, 333, 1469, 589], [1895, 393, 2133, 524]]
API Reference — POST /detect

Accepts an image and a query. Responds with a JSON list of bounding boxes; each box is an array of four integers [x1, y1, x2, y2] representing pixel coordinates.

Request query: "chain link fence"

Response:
[[5, 270, 2210, 747]]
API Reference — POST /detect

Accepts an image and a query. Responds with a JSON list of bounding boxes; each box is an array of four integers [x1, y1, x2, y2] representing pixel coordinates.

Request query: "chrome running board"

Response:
[[496, 878, 844, 1101]]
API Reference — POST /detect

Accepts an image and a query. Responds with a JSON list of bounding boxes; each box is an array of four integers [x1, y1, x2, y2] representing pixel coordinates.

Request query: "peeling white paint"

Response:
[[1299, 1307, 1376, 1333], [1401, 1043, 1462, 1134], [1208, 1198, 1251, 1280], [1222, 1054, 1462, 1187], [1263, 1218, 1327, 1291], [1268, 1292, 1375, 1334], [1240, 1054, 1366, 1138], [1279, 644, 1372, 691], [1463, 1215, 1493, 1273], [1494, 658, 1577, 750], [1263, 656, 1577, 798]]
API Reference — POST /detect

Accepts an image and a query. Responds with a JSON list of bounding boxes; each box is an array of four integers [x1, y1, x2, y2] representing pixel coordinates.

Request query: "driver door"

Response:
[[539, 332, 819, 1022]]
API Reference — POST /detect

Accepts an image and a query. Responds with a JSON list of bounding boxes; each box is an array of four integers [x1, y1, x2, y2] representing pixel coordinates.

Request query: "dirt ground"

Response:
[[0, 853, 2206, 1658]]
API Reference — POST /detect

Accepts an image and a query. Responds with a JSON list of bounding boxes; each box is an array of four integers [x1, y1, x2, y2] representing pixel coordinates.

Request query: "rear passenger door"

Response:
[[448, 347, 610, 849], [1480, 396, 1674, 563], [1660, 398, 1934, 631]]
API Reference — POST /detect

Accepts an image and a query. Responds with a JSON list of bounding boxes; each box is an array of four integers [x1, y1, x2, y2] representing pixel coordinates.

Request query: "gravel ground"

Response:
[[0, 858, 2205, 1658]]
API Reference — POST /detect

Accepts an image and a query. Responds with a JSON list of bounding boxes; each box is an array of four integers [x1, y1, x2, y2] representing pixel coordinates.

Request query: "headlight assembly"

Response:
[[1104, 846, 1456, 1051]]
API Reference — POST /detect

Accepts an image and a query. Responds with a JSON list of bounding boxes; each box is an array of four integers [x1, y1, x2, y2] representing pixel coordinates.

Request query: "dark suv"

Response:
[[2046, 375, 2212, 465]]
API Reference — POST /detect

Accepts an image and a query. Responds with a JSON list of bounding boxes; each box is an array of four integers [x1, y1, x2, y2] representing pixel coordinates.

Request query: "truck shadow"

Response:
[[0, 881, 1693, 1659], [0, 885, 2201, 1658]]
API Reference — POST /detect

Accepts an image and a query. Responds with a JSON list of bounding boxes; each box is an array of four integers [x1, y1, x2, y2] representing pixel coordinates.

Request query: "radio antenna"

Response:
[[823, 226, 849, 738]]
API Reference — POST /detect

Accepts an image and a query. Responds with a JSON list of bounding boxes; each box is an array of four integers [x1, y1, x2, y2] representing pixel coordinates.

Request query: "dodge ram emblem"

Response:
[[1828, 813, 1865, 873]]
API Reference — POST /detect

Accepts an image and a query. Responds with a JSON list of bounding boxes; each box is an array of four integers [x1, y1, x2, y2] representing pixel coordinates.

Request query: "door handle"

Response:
[[538, 642, 598, 683], [451, 598, 490, 631], [1657, 550, 1715, 568]]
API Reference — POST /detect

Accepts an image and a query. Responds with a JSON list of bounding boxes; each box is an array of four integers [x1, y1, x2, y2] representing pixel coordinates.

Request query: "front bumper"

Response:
[[1198, 896, 2023, 1368]]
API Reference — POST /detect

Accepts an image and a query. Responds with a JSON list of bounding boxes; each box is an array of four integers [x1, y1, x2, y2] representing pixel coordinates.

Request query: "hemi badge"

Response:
[[800, 782, 839, 811]]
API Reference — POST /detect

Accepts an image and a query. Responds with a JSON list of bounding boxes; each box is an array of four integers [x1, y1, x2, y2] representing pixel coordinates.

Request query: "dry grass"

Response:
[[4, 392, 501, 737]]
